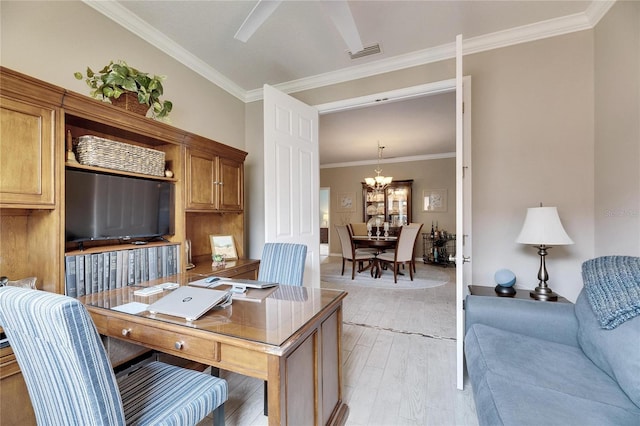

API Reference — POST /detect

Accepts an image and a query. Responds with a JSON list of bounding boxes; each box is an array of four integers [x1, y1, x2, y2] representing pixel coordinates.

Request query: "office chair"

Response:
[[258, 242, 307, 286], [258, 242, 307, 416], [0, 286, 228, 426]]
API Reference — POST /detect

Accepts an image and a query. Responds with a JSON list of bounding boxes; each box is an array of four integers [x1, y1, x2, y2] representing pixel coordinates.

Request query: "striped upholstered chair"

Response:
[[0, 286, 228, 426], [258, 242, 307, 286], [257, 242, 307, 415]]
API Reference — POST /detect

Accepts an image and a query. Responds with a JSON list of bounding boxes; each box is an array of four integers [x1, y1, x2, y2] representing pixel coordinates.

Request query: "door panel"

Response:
[[263, 85, 320, 287]]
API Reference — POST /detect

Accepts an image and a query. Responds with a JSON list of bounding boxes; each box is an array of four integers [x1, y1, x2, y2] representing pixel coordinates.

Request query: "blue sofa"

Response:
[[464, 256, 640, 426]]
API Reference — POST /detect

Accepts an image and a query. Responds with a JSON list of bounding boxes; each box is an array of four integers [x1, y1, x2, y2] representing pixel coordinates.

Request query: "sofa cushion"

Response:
[[465, 324, 640, 425], [576, 290, 640, 408]]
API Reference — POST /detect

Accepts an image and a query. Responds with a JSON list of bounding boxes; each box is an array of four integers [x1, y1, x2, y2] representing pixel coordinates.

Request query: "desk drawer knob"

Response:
[[122, 328, 131, 337], [174, 341, 184, 350]]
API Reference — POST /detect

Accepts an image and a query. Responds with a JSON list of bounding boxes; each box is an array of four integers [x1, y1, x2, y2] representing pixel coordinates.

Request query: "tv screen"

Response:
[[65, 169, 174, 242]]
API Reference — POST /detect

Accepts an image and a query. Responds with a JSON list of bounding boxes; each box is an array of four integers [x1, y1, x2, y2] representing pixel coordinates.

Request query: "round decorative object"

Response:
[[494, 268, 516, 296], [494, 269, 516, 287], [366, 205, 377, 215]]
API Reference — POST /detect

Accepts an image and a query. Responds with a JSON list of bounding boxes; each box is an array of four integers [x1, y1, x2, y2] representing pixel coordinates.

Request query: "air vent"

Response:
[[348, 43, 382, 60]]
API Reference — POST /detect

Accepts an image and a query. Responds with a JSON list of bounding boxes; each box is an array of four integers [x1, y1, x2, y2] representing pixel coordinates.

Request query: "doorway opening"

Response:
[[320, 187, 330, 257]]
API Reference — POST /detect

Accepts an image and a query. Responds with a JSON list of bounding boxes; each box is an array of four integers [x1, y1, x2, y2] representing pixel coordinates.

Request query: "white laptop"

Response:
[[147, 286, 231, 321]]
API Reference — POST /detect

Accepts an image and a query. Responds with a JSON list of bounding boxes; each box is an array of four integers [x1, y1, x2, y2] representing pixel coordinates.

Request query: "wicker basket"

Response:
[[77, 135, 165, 176], [111, 92, 149, 116]]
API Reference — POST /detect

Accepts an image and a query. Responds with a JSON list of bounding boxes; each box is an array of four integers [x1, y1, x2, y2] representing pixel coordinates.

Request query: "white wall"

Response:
[[594, 0, 640, 256], [0, 1, 245, 149]]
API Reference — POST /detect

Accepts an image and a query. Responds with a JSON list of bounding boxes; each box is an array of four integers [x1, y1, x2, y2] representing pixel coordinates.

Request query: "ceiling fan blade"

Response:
[[234, 0, 283, 43], [321, 0, 363, 54]]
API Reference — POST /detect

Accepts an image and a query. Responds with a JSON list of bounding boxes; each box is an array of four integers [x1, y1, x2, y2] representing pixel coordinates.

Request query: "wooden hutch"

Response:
[[362, 179, 413, 236], [0, 67, 257, 424]]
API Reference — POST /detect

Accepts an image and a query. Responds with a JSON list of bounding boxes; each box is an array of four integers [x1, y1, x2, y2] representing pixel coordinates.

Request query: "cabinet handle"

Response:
[[122, 328, 131, 337], [174, 341, 184, 350]]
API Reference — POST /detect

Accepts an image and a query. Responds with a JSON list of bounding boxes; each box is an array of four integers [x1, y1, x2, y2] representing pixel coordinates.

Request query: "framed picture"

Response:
[[209, 235, 238, 260], [336, 191, 356, 212], [423, 189, 447, 212]]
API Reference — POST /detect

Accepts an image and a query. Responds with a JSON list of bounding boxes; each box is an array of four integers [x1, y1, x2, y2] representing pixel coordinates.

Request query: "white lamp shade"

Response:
[[516, 206, 574, 245]]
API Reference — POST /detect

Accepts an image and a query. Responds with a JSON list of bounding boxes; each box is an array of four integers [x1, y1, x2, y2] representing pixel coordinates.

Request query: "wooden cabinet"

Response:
[[0, 343, 36, 425], [186, 149, 243, 211], [0, 98, 56, 208], [362, 179, 413, 235], [0, 66, 251, 423]]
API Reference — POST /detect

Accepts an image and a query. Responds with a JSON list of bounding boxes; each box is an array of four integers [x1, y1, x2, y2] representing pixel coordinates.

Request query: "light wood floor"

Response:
[[205, 256, 478, 425]]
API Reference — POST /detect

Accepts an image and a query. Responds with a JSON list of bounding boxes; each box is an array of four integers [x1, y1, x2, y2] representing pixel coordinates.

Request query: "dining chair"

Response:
[[257, 242, 307, 416], [0, 286, 228, 426], [377, 223, 424, 283], [336, 224, 375, 279], [349, 223, 377, 255], [349, 222, 369, 237]]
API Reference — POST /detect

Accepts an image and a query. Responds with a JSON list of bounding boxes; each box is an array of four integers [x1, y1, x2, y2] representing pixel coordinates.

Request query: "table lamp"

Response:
[[516, 206, 574, 301]]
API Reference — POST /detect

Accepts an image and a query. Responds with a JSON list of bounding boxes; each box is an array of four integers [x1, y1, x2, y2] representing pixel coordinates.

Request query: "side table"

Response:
[[468, 285, 570, 303]]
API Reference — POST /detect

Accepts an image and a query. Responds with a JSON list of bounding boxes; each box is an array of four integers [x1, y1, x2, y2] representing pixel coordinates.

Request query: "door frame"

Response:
[[314, 77, 472, 390]]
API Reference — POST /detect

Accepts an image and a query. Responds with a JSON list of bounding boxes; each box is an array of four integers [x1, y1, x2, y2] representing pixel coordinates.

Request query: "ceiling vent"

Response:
[[348, 43, 382, 60]]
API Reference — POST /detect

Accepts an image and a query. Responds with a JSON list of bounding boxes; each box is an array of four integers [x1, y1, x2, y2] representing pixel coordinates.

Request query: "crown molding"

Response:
[[315, 79, 456, 114], [82, 0, 247, 102], [321, 152, 455, 169], [251, 2, 614, 102], [86, 0, 615, 104], [585, 0, 616, 27]]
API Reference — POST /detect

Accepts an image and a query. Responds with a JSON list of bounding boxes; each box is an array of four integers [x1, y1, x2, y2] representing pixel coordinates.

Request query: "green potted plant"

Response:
[[74, 60, 172, 120]]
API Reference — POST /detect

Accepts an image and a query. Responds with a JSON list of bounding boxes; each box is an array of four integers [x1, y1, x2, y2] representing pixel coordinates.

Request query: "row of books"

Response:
[[64, 244, 180, 298]]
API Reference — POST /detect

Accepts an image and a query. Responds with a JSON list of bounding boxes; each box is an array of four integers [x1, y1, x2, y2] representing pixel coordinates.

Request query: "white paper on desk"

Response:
[[112, 302, 149, 314]]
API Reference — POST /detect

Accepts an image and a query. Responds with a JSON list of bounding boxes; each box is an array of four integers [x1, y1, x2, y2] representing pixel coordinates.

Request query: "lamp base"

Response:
[[530, 287, 558, 302]]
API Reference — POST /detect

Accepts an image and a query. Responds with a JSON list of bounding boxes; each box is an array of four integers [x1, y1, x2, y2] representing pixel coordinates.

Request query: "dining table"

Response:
[[351, 235, 398, 278]]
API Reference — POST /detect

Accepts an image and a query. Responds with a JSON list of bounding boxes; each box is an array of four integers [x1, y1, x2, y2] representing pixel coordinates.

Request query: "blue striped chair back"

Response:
[[0, 286, 228, 426], [258, 243, 307, 286], [0, 286, 125, 425]]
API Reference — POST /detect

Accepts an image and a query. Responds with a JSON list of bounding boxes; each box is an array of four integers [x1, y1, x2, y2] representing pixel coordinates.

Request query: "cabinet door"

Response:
[[186, 149, 218, 210], [218, 157, 243, 211], [0, 98, 55, 207]]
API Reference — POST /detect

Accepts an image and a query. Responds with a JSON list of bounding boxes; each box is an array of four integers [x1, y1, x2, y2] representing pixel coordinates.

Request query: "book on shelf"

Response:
[[64, 255, 77, 298], [64, 243, 181, 296]]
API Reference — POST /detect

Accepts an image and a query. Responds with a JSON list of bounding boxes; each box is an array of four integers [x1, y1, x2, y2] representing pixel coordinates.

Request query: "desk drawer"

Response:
[[108, 318, 219, 363]]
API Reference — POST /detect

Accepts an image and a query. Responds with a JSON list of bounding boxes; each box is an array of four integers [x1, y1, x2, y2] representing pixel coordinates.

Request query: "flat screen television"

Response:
[[65, 169, 174, 243]]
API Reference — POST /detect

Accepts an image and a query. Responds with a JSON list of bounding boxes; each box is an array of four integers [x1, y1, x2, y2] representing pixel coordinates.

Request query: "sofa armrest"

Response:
[[465, 295, 579, 347]]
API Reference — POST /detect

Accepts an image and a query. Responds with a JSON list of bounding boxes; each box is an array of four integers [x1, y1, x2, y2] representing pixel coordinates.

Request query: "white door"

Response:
[[263, 84, 320, 287], [456, 35, 473, 390]]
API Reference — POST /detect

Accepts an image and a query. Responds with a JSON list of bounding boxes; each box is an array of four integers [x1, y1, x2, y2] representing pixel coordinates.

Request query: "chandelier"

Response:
[[364, 141, 393, 192]]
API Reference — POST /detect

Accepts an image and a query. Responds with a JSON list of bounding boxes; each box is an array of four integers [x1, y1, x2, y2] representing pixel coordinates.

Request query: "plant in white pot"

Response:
[[74, 60, 172, 120]]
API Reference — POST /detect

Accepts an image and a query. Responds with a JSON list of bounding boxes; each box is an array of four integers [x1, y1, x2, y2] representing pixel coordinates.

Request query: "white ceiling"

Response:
[[85, 0, 610, 164]]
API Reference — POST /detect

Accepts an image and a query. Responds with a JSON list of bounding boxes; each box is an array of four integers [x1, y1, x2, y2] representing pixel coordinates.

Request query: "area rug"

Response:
[[321, 257, 450, 290]]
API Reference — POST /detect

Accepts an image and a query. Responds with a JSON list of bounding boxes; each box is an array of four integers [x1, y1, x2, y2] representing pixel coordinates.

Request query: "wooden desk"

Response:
[[352, 236, 397, 278], [78, 274, 349, 426]]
